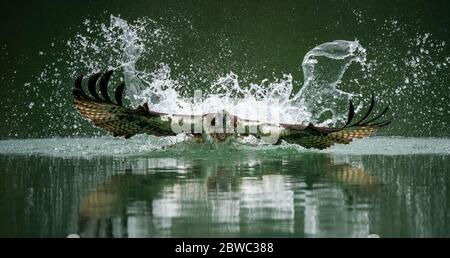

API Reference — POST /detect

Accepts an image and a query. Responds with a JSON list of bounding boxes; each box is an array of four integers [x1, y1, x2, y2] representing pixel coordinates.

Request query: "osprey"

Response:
[[73, 70, 391, 149]]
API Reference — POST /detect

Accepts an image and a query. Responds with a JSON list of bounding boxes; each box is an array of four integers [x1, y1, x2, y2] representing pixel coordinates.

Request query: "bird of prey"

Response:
[[73, 70, 391, 149]]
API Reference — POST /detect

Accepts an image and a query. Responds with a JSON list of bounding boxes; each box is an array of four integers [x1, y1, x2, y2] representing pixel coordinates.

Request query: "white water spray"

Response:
[[94, 17, 366, 127], [68, 16, 367, 129]]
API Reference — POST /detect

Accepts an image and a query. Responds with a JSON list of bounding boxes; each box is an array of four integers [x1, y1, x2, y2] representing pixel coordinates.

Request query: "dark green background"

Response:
[[1, 0, 449, 138]]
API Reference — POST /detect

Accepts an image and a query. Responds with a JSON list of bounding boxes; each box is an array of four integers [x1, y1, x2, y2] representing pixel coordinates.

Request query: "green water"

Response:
[[1, 0, 450, 238], [0, 137, 449, 237]]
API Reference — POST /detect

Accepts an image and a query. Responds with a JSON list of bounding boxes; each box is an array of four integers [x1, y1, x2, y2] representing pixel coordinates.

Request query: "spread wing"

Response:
[[280, 96, 391, 149], [73, 71, 391, 149], [73, 70, 176, 138]]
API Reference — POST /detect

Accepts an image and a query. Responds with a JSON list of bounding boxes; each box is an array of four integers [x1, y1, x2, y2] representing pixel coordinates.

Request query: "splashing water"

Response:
[[69, 16, 366, 127], [291, 40, 366, 125], [5, 10, 449, 139], [348, 11, 450, 136]]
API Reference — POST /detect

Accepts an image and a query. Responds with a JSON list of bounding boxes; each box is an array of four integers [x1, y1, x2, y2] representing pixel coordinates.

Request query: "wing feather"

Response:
[[73, 70, 175, 138], [280, 97, 390, 149]]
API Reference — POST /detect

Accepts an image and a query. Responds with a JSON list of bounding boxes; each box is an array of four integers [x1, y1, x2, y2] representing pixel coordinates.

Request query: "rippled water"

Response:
[[1, 137, 449, 237]]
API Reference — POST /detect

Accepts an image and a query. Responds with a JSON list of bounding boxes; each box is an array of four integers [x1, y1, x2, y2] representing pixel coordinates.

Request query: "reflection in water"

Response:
[[0, 153, 449, 237], [69, 155, 417, 237]]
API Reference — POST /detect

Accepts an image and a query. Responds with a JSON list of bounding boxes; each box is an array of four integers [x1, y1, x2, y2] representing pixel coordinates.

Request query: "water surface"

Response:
[[1, 137, 449, 237]]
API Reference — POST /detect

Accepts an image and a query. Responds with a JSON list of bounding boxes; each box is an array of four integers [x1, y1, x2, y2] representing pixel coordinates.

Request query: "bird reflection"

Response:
[[77, 154, 380, 238]]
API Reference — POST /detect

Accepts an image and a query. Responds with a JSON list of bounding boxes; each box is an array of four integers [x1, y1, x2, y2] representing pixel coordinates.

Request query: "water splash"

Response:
[[4, 10, 450, 139], [290, 40, 366, 125], [349, 11, 450, 136], [68, 16, 365, 127]]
